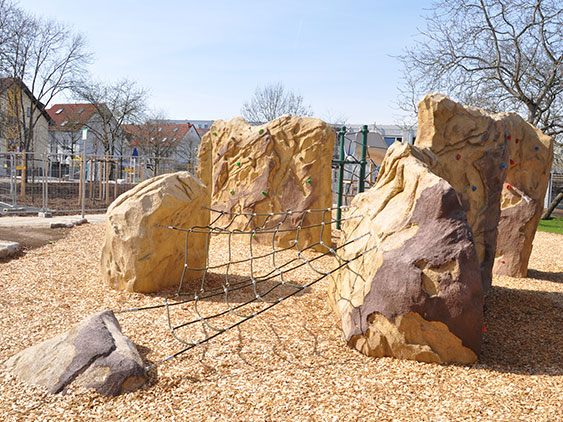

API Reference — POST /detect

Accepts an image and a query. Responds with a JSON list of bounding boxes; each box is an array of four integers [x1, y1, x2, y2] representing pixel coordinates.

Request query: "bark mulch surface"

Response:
[[0, 225, 561, 421]]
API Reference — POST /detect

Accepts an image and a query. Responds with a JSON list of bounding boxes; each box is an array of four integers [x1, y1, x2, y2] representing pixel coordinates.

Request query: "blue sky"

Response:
[[17, 0, 430, 124]]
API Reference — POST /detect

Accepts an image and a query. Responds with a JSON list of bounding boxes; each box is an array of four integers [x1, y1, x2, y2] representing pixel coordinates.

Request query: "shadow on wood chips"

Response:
[[481, 284, 563, 376], [526, 268, 563, 284]]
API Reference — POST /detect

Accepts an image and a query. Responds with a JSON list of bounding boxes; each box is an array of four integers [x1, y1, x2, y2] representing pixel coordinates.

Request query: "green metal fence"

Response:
[[332, 125, 375, 229]]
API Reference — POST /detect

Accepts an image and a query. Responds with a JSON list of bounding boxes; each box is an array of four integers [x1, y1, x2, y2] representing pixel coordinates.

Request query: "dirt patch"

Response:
[[0, 226, 70, 251]]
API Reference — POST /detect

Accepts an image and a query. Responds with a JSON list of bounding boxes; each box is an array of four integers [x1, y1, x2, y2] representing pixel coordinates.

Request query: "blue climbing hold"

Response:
[[534, 146, 539, 151], [472, 185, 477, 191], [500, 163, 506, 169]]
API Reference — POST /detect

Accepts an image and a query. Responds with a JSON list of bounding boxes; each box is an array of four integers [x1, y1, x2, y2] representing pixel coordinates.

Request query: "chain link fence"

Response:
[[0, 152, 196, 214]]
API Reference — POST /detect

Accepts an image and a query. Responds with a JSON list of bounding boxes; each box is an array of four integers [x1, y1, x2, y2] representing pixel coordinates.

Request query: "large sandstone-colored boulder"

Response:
[[328, 143, 483, 364], [415, 94, 509, 289], [6, 311, 145, 396], [493, 115, 553, 277], [101, 171, 209, 293], [197, 115, 334, 251]]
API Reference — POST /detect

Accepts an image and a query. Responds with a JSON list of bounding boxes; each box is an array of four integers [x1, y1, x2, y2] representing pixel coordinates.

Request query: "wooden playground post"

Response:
[[78, 153, 85, 207], [105, 156, 110, 204], [114, 161, 118, 200], [98, 160, 103, 201], [19, 152, 26, 201]]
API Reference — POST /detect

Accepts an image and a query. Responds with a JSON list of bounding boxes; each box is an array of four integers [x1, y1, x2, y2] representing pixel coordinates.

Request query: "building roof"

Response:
[[0, 77, 54, 124], [122, 122, 195, 148], [196, 128, 209, 137], [46, 103, 98, 131]]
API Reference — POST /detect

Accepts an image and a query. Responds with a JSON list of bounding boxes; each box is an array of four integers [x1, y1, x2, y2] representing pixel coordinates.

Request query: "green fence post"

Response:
[[336, 126, 346, 229], [359, 124, 368, 193]]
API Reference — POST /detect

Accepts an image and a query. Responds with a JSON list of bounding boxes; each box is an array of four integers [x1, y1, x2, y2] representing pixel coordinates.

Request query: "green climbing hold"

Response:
[[306, 178, 311, 184], [212, 131, 217, 136], [230, 189, 235, 195], [236, 162, 241, 166], [258, 129, 264, 135], [261, 190, 267, 196], [252, 234, 256, 238]]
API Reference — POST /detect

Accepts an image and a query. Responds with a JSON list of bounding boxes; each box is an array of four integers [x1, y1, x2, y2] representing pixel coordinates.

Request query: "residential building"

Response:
[[165, 119, 214, 137], [0, 78, 53, 154], [46, 103, 123, 157], [122, 121, 201, 172]]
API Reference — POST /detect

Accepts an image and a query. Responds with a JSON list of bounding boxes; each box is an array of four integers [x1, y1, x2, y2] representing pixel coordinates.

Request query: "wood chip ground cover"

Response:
[[0, 225, 561, 421]]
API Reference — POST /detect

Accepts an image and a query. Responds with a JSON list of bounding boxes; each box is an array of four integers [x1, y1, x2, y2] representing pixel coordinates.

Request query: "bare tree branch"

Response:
[[241, 82, 312, 123], [73, 78, 147, 156], [0, 4, 90, 153]]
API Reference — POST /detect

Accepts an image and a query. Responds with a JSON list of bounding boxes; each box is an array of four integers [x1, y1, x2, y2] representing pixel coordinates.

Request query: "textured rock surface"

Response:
[[197, 115, 334, 251], [493, 114, 553, 277], [415, 94, 509, 289], [328, 143, 483, 364], [101, 171, 209, 293], [5, 311, 145, 396]]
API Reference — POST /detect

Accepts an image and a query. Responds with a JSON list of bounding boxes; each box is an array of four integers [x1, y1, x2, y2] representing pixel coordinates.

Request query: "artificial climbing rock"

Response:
[[6, 311, 145, 396], [415, 93, 554, 284], [101, 171, 209, 293], [197, 115, 335, 251], [493, 114, 553, 277], [415, 94, 509, 289], [328, 142, 483, 364]]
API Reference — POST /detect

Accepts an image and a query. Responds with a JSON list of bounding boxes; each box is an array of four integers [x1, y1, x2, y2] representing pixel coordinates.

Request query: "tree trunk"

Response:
[[542, 191, 563, 219]]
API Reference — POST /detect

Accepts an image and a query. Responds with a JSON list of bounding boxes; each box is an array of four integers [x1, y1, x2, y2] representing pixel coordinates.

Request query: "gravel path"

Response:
[[0, 224, 561, 421]]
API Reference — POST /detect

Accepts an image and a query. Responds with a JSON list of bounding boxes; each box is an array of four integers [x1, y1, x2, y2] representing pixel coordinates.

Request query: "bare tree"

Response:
[[1, 7, 89, 154], [0, 1, 16, 56], [123, 112, 194, 175], [398, 0, 563, 217], [130, 114, 176, 158], [241, 82, 312, 123], [73, 78, 147, 156]]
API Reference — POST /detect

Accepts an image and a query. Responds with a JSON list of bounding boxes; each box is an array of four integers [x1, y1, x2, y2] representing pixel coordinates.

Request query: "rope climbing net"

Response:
[[116, 206, 374, 371]]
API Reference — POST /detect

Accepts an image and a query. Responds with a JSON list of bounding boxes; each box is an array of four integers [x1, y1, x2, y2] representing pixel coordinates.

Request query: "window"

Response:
[[77, 108, 85, 114], [55, 108, 64, 114], [61, 120, 68, 126], [158, 127, 163, 132], [161, 137, 168, 143], [26, 107, 31, 117], [173, 127, 179, 132]]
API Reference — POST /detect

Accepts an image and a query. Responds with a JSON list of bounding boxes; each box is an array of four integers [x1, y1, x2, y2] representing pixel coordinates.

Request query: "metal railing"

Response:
[[0, 152, 197, 214]]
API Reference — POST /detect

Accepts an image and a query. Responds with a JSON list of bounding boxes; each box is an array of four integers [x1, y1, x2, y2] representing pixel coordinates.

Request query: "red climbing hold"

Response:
[[482, 326, 487, 332], [501, 260, 505, 264], [507, 134, 512, 140], [456, 154, 461, 160], [516, 138, 520, 144], [510, 159, 515, 165], [506, 184, 511, 190]]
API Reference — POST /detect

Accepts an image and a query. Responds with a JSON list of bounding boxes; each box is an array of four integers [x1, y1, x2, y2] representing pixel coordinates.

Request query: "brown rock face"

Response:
[[416, 94, 554, 283], [197, 115, 335, 251], [415, 94, 509, 289], [100, 171, 209, 293], [493, 114, 553, 277], [328, 143, 483, 364], [6, 311, 146, 396]]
